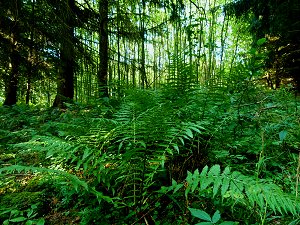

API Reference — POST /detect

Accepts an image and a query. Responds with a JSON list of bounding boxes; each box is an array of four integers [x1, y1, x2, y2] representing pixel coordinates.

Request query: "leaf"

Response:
[[138, 141, 146, 148], [186, 170, 193, 183], [191, 169, 200, 192], [10, 217, 27, 222], [185, 183, 191, 198], [211, 210, 221, 223], [257, 38, 267, 46], [185, 128, 193, 138], [211, 166, 221, 197], [221, 167, 231, 196], [173, 144, 179, 153], [0, 209, 12, 216], [118, 141, 123, 152], [279, 130, 288, 141], [190, 126, 201, 133], [179, 137, 185, 145], [25, 220, 33, 225], [173, 183, 183, 193], [213, 177, 222, 197], [208, 165, 220, 177], [188, 208, 211, 221], [36, 218, 45, 225], [200, 165, 208, 177]]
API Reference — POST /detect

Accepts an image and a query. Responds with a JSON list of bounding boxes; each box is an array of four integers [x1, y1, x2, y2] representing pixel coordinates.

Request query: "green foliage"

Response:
[[161, 165, 300, 224], [0, 79, 299, 224], [164, 54, 198, 99], [189, 208, 237, 225], [1, 204, 45, 225], [1, 0, 300, 223], [226, 0, 300, 90]]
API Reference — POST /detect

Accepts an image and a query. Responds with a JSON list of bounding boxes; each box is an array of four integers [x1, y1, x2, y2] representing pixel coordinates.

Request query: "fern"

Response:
[[3, 90, 208, 222], [0, 165, 113, 203], [164, 54, 198, 99], [166, 165, 300, 216], [71, 89, 207, 209]]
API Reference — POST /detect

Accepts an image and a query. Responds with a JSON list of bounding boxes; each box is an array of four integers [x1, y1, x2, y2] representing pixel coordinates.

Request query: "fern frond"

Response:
[[0, 165, 113, 203], [165, 54, 198, 98], [169, 165, 300, 216]]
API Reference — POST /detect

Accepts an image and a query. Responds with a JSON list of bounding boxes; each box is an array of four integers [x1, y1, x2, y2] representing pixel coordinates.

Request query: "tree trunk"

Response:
[[53, 0, 75, 107], [97, 0, 109, 97], [4, 44, 20, 106], [26, 0, 36, 105], [3, 0, 22, 106], [139, 0, 148, 89]]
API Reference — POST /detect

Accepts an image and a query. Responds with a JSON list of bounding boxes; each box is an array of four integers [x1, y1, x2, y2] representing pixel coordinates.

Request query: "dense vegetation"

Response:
[[0, 0, 300, 224]]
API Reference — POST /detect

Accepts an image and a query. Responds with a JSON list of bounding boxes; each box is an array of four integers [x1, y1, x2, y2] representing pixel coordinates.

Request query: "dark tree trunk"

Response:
[[53, 0, 75, 107], [97, 0, 109, 97], [3, 0, 22, 106], [4, 36, 20, 106], [139, 0, 148, 89], [26, 0, 35, 105]]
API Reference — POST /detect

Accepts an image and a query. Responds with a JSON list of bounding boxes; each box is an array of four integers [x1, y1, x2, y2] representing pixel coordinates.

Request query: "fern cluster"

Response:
[[1, 75, 300, 224], [164, 54, 198, 99], [164, 165, 300, 217]]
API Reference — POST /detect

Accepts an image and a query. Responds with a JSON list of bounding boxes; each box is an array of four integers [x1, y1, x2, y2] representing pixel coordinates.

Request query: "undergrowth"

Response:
[[1, 60, 300, 224]]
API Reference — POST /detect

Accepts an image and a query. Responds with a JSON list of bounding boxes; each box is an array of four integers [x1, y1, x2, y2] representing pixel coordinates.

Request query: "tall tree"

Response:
[[1, 0, 23, 105], [97, 0, 109, 97], [52, 0, 76, 107]]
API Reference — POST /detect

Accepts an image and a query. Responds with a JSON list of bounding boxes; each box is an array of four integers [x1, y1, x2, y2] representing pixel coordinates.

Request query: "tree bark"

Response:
[[97, 0, 109, 97], [3, 0, 22, 106], [4, 42, 20, 106], [139, 0, 148, 89], [53, 0, 75, 107]]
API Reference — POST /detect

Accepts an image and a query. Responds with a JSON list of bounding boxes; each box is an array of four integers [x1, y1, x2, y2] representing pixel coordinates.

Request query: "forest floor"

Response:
[[1, 88, 300, 224]]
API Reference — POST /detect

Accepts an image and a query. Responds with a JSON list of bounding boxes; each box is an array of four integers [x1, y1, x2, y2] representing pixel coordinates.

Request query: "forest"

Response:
[[0, 0, 300, 224]]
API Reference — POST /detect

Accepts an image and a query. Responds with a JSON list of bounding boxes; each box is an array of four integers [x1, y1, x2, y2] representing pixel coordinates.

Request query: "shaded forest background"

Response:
[[1, 0, 300, 225], [1, 0, 299, 106]]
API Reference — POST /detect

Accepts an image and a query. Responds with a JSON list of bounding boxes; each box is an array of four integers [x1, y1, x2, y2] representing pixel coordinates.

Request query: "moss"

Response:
[[18, 151, 42, 165], [0, 191, 42, 210]]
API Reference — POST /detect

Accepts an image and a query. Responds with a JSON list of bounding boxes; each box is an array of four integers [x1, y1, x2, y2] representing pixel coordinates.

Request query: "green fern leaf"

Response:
[[179, 137, 184, 145], [82, 147, 90, 160], [173, 144, 179, 153], [208, 165, 221, 176], [182, 165, 300, 217], [192, 169, 200, 192], [200, 166, 210, 190], [213, 176, 222, 198], [221, 167, 231, 196], [205, 165, 220, 197], [200, 166, 209, 177], [185, 171, 193, 197], [185, 128, 193, 138]]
